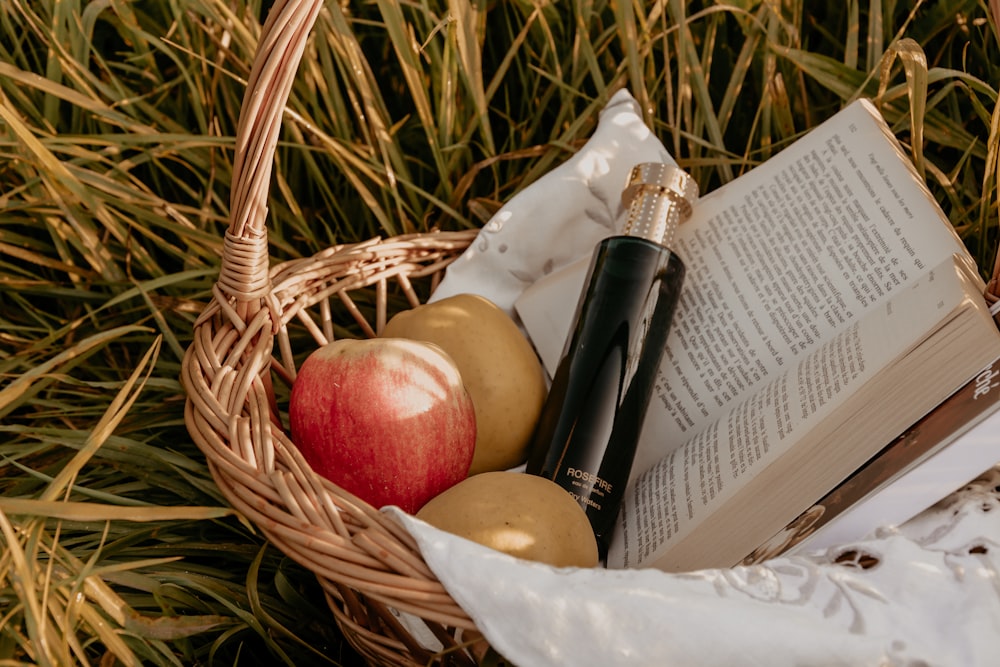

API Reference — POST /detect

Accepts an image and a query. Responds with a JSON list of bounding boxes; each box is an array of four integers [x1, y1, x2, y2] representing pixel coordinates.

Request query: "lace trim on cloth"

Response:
[[392, 464, 1000, 666]]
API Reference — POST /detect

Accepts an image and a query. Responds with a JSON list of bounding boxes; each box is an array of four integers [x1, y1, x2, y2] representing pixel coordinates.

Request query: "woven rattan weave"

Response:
[[180, 0, 482, 663]]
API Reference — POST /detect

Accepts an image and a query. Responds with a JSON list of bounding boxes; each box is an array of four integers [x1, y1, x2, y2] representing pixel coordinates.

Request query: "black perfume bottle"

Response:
[[525, 163, 698, 556]]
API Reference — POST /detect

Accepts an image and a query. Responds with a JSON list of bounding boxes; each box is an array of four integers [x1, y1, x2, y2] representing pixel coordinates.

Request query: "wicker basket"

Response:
[[180, 0, 482, 664], [181, 1, 1000, 665]]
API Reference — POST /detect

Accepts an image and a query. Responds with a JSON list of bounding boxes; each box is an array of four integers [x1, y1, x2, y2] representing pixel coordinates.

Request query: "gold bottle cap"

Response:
[[621, 163, 698, 247]]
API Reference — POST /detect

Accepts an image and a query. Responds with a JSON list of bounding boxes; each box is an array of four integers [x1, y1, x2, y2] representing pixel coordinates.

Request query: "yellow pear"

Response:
[[416, 471, 599, 568], [382, 293, 547, 474]]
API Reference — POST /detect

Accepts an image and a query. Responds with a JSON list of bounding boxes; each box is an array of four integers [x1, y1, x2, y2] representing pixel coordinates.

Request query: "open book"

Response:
[[514, 98, 1000, 571]]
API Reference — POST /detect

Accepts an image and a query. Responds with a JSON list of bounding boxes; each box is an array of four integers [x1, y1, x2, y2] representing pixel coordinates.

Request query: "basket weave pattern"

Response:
[[183, 230, 478, 665], [181, 0, 481, 663]]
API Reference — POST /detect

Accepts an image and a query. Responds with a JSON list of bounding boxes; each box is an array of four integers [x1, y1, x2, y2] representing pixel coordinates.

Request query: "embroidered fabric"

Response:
[[392, 466, 1000, 665]]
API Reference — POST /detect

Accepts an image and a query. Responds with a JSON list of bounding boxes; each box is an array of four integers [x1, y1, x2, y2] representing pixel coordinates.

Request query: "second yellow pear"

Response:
[[382, 293, 548, 474]]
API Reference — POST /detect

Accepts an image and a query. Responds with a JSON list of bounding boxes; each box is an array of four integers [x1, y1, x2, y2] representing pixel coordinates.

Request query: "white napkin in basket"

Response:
[[429, 88, 675, 314], [389, 475, 1000, 666]]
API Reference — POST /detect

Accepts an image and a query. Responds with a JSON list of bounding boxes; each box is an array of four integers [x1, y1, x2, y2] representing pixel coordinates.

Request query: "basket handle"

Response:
[[217, 0, 323, 306]]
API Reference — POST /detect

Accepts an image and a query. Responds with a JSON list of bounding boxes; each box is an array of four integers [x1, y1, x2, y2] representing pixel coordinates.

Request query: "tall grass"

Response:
[[0, 0, 997, 664]]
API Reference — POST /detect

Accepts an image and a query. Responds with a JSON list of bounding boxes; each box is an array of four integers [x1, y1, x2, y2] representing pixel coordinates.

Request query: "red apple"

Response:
[[288, 337, 476, 513]]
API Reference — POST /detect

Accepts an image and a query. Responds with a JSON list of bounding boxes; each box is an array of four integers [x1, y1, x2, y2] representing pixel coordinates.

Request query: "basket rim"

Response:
[[182, 231, 481, 665]]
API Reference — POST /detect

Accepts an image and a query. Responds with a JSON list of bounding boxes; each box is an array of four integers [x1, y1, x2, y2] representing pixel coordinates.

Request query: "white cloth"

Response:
[[430, 88, 675, 314], [390, 467, 1000, 665]]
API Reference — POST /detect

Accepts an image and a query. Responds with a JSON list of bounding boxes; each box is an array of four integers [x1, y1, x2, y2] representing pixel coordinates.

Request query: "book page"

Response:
[[608, 258, 988, 569], [634, 99, 978, 476], [517, 99, 974, 481]]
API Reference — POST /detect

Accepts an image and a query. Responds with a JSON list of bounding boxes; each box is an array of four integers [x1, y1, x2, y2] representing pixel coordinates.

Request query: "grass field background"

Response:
[[1, 1, 998, 664]]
